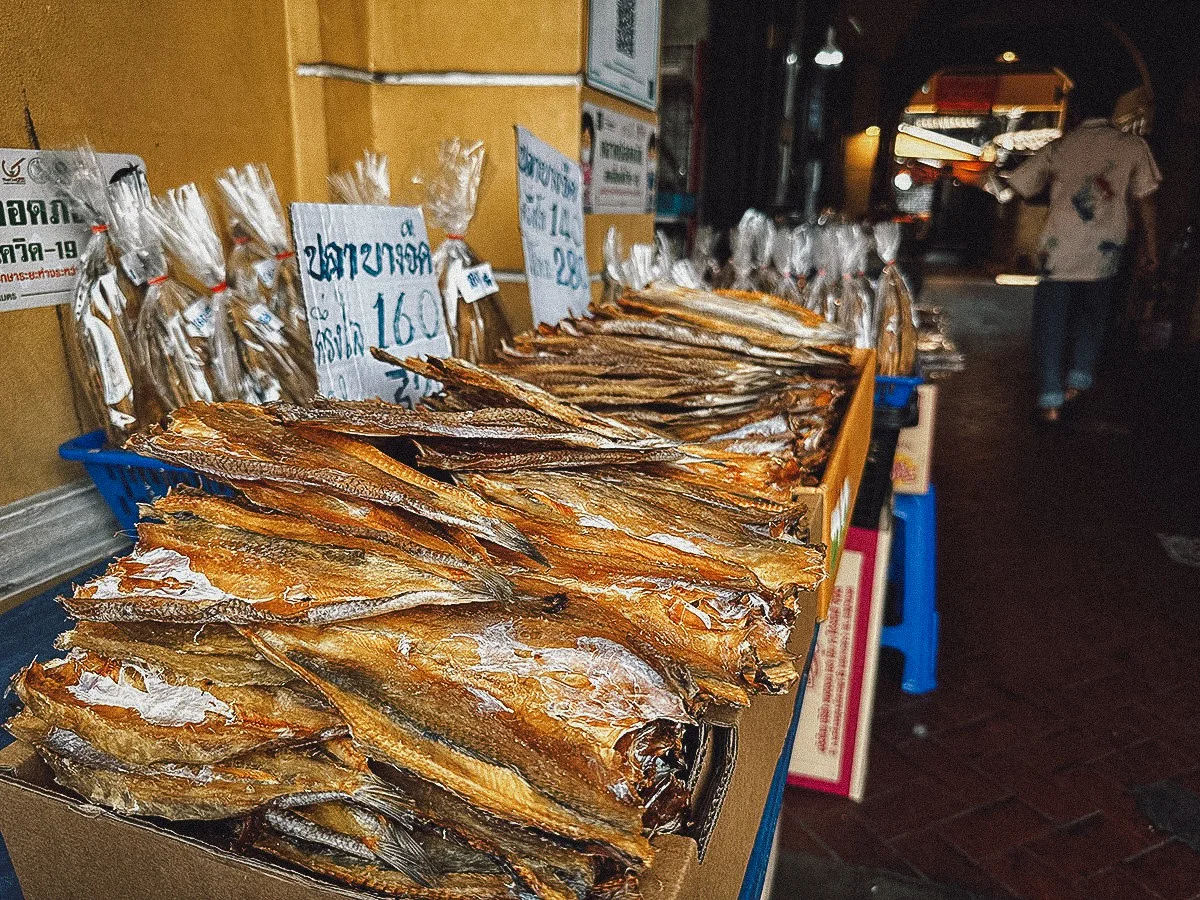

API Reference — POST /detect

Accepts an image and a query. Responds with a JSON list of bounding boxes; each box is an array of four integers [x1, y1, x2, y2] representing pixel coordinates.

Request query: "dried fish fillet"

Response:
[[12, 652, 343, 766], [65, 499, 503, 625], [248, 607, 692, 866], [127, 402, 541, 560], [57, 621, 294, 687]]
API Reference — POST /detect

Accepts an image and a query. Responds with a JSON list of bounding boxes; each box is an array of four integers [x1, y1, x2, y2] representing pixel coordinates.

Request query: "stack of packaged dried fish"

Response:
[[7, 355, 832, 896]]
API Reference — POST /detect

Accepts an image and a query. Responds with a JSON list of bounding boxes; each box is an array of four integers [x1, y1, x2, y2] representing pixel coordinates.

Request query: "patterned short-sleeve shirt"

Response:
[[1008, 119, 1161, 282]]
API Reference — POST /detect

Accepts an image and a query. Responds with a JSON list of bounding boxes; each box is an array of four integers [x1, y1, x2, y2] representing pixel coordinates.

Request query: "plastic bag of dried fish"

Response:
[[691, 223, 722, 286], [601, 225, 627, 306], [766, 226, 802, 303], [44, 147, 140, 443], [109, 174, 219, 416], [752, 214, 778, 292], [833, 224, 875, 349], [328, 151, 391, 205], [419, 138, 512, 363], [805, 225, 841, 322], [874, 220, 917, 375], [791, 225, 813, 301], [146, 184, 244, 402], [217, 163, 318, 402], [715, 209, 764, 290]]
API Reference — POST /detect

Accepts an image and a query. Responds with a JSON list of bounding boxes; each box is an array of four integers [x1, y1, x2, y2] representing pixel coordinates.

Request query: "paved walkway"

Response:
[[779, 275, 1200, 899]]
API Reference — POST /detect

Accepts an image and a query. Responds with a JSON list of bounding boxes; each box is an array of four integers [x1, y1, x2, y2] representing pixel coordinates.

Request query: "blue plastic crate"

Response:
[[59, 430, 232, 535], [874, 374, 922, 409]]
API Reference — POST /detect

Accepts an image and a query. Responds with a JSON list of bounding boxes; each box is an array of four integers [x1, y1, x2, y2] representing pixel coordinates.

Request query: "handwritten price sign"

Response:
[[514, 126, 591, 326], [289, 202, 450, 407]]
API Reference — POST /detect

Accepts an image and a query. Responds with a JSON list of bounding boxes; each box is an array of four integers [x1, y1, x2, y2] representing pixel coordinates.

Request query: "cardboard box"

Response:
[[891, 383, 937, 496], [0, 740, 694, 900], [0, 359, 869, 900], [792, 349, 877, 620]]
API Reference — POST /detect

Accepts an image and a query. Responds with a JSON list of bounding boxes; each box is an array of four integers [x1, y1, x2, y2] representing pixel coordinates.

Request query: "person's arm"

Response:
[[1005, 143, 1053, 200], [1136, 193, 1158, 272]]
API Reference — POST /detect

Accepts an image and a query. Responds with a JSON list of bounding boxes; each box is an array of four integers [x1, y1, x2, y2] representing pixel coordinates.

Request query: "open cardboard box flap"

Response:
[[0, 740, 695, 900]]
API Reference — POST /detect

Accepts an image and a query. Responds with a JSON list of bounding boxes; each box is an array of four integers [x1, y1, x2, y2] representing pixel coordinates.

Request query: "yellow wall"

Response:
[[842, 130, 880, 218], [0, 0, 657, 506], [0, 0, 307, 505]]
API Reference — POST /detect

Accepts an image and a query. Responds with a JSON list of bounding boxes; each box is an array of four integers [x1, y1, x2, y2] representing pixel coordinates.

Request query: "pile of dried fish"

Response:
[[483, 284, 858, 485], [8, 339, 843, 896]]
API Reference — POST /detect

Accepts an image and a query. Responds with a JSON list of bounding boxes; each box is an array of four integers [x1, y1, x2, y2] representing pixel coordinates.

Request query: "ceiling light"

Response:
[[865, 125, 880, 137], [814, 27, 843, 68], [998, 50, 1018, 63], [894, 172, 914, 190]]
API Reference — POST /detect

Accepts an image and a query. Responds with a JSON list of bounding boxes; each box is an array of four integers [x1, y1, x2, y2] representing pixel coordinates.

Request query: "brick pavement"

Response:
[[779, 278, 1200, 899]]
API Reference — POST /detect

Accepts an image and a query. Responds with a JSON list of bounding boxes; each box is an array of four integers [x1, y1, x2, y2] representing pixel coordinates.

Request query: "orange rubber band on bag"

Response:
[[274, 250, 295, 261], [91, 224, 108, 234], [210, 281, 228, 294], [147, 275, 168, 286]]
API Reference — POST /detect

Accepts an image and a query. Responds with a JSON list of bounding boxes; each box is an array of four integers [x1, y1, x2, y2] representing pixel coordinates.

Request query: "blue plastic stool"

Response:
[[881, 486, 939, 694]]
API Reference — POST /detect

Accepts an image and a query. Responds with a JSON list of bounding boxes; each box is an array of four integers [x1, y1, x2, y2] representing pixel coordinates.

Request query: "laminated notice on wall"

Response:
[[514, 126, 590, 326], [289, 201, 450, 407], [581, 100, 657, 214], [0, 149, 146, 313]]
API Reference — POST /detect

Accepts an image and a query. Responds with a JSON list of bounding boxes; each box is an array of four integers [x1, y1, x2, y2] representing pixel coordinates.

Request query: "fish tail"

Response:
[[375, 820, 437, 887]]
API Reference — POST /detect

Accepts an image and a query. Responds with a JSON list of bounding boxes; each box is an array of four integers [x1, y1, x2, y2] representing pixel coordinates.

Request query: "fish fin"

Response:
[[375, 820, 437, 887]]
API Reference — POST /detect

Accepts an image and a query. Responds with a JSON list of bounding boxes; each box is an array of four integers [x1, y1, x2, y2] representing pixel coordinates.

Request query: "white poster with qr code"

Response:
[[586, 0, 661, 110]]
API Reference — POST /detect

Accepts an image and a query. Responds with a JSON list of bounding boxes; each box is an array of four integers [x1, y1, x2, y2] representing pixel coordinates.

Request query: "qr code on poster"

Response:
[[616, 0, 636, 58]]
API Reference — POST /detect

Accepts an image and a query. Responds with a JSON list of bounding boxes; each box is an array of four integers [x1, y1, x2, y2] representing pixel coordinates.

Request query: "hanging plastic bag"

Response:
[[874, 221, 918, 375], [146, 184, 244, 401], [805, 225, 841, 322], [329, 151, 391, 205], [43, 147, 139, 443], [217, 163, 317, 402], [791, 225, 813, 301], [105, 170, 215, 420], [690, 225, 721, 286], [601, 226, 627, 306], [834, 225, 876, 350], [419, 138, 512, 363], [715, 209, 762, 290], [767, 227, 802, 303], [623, 243, 656, 289], [752, 215, 778, 292]]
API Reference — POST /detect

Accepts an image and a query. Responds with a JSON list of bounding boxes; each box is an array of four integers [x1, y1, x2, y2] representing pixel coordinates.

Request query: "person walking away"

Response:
[[1007, 85, 1160, 423]]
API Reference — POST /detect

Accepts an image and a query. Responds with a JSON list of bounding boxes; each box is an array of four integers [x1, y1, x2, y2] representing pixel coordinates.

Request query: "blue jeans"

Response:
[[1032, 278, 1115, 409]]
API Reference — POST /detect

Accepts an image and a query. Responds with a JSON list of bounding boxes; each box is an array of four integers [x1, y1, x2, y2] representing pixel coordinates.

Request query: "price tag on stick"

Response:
[[289, 202, 451, 407], [514, 126, 591, 327]]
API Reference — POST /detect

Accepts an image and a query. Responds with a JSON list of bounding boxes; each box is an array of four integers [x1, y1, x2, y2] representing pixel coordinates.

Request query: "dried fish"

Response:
[[126, 403, 542, 561], [248, 606, 693, 867], [66, 490, 507, 624]]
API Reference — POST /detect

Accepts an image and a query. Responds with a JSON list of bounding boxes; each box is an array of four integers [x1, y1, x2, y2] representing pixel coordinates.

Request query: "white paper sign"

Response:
[[515, 127, 591, 326], [289, 202, 451, 408], [452, 261, 499, 304], [0, 149, 146, 313], [586, 0, 661, 110], [581, 101, 656, 214]]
